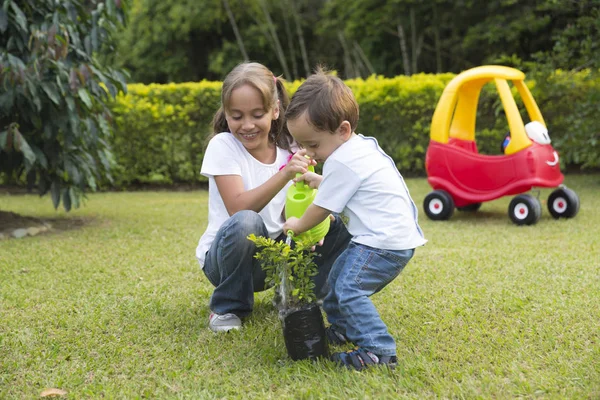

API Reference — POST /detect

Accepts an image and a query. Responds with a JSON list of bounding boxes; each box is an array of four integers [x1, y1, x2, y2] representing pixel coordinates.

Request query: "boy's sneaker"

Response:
[[325, 326, 350, 345], [331, 348, 397, 371], [208, 312, 241, 332]]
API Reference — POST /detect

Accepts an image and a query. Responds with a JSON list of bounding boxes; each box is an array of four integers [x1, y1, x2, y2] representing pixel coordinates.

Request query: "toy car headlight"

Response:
[[525, 121, 551, 144]]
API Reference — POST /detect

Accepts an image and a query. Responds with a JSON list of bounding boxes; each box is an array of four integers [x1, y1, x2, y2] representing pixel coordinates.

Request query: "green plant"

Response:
[[247, 233, 319, 308], [0, 0, 128, 210]]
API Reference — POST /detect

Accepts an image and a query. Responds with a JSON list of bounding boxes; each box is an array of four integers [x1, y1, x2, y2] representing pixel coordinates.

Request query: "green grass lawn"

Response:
[[1, 175, 599, 399]]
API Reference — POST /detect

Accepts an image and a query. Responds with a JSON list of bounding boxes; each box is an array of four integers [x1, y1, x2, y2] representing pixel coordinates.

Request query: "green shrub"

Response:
[[107, 71, 600, 188], [531, 70, 600, 169], [110, 82, 220, 185]]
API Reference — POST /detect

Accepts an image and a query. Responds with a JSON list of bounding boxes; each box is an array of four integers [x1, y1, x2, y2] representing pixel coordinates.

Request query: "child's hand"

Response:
[[294, 171, 322, 189], [282, 149, 316, 180], [283, 217, 301, 237]]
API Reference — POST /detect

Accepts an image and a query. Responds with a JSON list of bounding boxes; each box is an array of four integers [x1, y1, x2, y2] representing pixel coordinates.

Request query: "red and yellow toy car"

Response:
[[424, 66, 579, 225]]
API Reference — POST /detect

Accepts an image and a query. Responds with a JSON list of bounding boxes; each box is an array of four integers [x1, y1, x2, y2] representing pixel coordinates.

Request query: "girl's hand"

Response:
[[282, 149, 316, 180]]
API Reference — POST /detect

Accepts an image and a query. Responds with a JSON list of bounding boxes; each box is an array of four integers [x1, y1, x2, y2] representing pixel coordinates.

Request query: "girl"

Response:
[[196, 62, 350, 332]]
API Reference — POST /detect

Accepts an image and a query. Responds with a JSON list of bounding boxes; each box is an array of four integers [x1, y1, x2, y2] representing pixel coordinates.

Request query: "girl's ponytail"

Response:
[[272, 76, 293, 150], [211, 107, 229, 134]]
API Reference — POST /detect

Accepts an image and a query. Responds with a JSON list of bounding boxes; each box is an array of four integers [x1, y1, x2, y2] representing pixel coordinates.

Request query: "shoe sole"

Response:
[[209, 325, 241, 333]]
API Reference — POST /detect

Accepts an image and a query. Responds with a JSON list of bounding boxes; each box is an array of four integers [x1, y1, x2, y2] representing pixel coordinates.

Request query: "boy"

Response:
[[283, 68, 427, 370]]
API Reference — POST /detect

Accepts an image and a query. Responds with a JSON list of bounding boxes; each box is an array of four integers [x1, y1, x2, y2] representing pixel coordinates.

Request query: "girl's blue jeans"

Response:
[[323, 242, 414, 356], [202, 210, 351, 318]]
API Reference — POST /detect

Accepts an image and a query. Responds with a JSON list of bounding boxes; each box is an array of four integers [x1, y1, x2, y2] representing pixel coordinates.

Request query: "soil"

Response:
[[0, 211, 48, 231], [0, 210, 89, 239]]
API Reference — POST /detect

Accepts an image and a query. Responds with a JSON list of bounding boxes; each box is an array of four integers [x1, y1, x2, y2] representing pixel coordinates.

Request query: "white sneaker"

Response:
[[208, 312, 242, 333]]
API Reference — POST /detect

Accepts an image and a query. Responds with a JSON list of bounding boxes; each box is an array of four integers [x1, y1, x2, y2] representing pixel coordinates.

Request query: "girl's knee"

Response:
[[229, 210, 266, 236]]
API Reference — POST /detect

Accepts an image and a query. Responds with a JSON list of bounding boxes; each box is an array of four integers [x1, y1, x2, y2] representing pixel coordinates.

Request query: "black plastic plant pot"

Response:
[[280, 303, 329, 361]]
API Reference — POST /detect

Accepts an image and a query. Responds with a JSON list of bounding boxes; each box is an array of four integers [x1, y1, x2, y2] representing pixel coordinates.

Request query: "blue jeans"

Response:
[[203, 210, 351, 317], [323, 242, 414, 356]]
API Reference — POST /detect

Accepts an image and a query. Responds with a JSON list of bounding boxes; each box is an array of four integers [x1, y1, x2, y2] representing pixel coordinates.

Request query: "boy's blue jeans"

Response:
[[202, 210, 351, 318], [323, 242, 414, 356]]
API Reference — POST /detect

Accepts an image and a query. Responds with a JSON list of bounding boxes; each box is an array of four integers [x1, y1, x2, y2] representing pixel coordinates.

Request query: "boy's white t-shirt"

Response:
[[195, 132, 293, 267], [314, 134, 427, 251]]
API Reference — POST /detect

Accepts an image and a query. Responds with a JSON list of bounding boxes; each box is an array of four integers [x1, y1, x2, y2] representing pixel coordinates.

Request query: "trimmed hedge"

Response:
[[110, 82, 220, 186], [108, 71, 600, 187]]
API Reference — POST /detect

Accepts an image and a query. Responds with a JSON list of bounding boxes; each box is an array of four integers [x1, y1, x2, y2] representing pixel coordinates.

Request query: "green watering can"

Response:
[[285, 165, 330, 244]]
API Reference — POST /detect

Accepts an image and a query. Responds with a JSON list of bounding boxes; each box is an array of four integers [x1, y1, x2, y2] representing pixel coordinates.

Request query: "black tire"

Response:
[[547, 187, 580, 219], [508, 194, 542, 225], [457, 202, 482, 212], [423, 190, 455, 221]]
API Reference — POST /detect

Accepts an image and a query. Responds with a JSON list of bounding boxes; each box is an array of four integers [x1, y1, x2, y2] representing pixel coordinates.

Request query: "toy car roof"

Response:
[[430, 65, 545, 155]]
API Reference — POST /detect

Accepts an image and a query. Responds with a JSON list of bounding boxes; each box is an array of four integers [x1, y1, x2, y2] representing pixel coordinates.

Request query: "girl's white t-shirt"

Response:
[[196, 132, 293, 267]]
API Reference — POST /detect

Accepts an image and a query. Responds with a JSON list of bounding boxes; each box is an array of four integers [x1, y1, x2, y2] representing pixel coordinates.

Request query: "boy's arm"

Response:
[[283, 204, 330, 235]]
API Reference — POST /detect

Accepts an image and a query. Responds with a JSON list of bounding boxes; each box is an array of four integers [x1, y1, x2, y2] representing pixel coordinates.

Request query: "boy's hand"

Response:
[[293, 171, 322, 189], [283, 216, 301, 237]]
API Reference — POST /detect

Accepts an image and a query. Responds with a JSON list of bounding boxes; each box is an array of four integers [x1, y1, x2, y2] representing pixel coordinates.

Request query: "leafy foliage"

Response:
[[247, 233, 319, 308], [105, 72, 599, 188], [109, 82, 221, 185], [112, 0, 225, 83], [111, 0, 600, 83], [531, 70, 600, 169], [0, 0, 128, 210]]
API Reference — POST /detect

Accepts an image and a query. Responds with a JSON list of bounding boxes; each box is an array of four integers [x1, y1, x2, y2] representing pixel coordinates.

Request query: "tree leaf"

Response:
[[91, 25, 98, 51], [31, 145, 48, 168], [0, 130, 7, 150], [70, 187, 80, 209], [77, 88, 92, 109], [41, 82, 61, 105], [12, 128, 37, 168], [63, 188, 72, 212], [0, 8, 7, 33], [0, 89, 14, 114], [113, 70, 128, 93], [10, 2, 27, 31], [50, 181, 61, 209]]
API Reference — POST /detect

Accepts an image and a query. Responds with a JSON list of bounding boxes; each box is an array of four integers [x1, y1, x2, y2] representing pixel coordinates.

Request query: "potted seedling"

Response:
[[248, 234, 329, 361]]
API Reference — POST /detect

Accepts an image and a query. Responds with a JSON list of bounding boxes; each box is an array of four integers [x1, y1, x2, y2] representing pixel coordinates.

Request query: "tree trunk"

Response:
[[289, 0, 310, 77], [280, 0, 298, 79], [433, 2, 442, 72], [409, 7, 424, 74], [258, 0, 291, 79], [397, 23, 411, 75], [353, 41, 375, 76], [338, 31, 357, 78], [222, 0, 248, 61], [410, 7, 417, 74]]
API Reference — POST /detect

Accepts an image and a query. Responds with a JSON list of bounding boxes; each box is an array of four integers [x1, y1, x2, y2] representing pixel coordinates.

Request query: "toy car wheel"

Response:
[[547, 187, 580, 219], [508, 194, 541, 226], [424, 190, 455, 220], [457, 203, 482, 212]]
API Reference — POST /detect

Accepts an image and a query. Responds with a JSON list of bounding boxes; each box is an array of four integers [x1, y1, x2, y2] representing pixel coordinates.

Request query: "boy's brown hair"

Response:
[[286, 66, 359, 133]]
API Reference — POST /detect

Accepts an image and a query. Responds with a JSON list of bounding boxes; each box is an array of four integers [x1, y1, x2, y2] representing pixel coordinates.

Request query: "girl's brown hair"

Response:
[[285, 66, 359, 133], [210, 62, 292, 150]]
